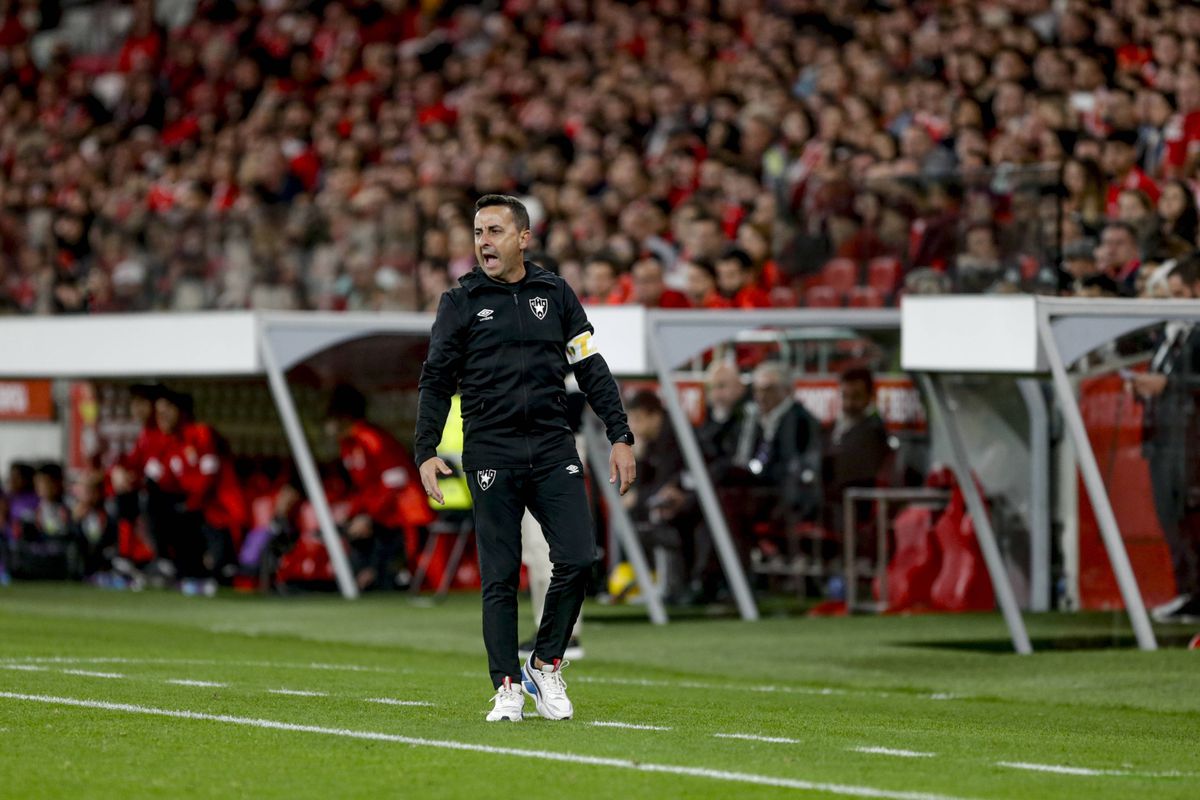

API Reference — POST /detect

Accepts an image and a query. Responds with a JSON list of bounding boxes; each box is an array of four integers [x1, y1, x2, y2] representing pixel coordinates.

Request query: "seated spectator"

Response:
[[326, 383, 433, 591], [238, 483, 303, 594], [683, 259, 731, 309], [11, 463, 75, 580], [823, 367, 892, 535], [715, 247, 772, 308], [624, 390, 696, 602], [154, 389, 246, 595], [1095, 221, 1142, 294], [581, 251, 625, 305], [630, 254, 690, 308], [70, 470, 118, 580], [696, 361, 749, 480]]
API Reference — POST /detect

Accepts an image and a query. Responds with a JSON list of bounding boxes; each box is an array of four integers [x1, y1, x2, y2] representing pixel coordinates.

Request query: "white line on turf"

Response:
[[0, 691, 976, 800], [0, 664, 48, 672], [996, 761, 1189, 778], [854, 747, 936, 759], [166, 680, 227, 688], [589, 721, 672, 731], [61, 670, 125, 679], [714, 733, 802, 744], [0, 657, 389, 673], [365, 698, 435, 707], [267, 689, 327, 697]]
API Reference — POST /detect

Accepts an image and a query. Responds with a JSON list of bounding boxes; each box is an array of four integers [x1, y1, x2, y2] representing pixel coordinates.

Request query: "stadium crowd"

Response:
[[2, 0, 1200, 314]]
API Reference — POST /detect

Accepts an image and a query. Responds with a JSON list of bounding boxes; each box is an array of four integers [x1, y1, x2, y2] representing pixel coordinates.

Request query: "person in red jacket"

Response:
[[715, 247, 773, 308], [109, 383, 168, 567], [630, 254, 691, 308], [683, 258, 733, 309], [327, 384, 433, 591], [156, 389, 248, 595]]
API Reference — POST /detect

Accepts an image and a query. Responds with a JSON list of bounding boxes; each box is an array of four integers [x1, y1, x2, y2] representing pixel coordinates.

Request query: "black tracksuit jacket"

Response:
[[414, 262, 631, 471]]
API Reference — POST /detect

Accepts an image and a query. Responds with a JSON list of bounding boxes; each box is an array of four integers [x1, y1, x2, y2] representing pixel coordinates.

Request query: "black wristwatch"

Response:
[[615, 432, 635, 446]]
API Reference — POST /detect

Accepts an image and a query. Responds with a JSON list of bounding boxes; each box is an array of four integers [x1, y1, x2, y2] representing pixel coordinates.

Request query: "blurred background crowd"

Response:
[[4, 0, 1200, 315]]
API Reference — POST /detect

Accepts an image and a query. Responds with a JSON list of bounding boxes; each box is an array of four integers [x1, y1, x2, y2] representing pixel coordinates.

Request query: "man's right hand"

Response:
[[420, 457, 453, 505]]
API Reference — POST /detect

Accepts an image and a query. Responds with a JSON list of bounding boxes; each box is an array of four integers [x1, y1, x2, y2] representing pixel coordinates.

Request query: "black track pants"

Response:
[[468, 457, 595, 688]]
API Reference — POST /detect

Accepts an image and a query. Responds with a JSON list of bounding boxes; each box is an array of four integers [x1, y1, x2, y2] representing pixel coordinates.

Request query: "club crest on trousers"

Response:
[[530, 296, 548, 320], [478, 469, 496, 490]]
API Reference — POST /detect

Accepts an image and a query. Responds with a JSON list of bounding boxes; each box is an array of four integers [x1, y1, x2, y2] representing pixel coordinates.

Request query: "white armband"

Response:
[[566, 330, 598, 365]]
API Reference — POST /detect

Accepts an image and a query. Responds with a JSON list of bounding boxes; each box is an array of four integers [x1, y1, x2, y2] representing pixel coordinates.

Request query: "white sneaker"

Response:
[[486, 676, 524, 722], [521, 655, 573, 720]]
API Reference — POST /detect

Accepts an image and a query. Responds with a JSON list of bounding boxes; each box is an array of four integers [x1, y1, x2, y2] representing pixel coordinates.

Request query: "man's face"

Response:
[[840, 379, 872, 420], [130, 396, 154, 425], [715, 259, 745, 295], [627, 408, 663, 443], [631, 259, 664, 305], [1101, 227, 1136, 265], [708, 367, 742, 413], [1168, 274, 1194, 299], [752, 374, 789, 414], [585, 261, 617, 299], [155, 399, 180, 434], [685, 263, 714, 304], [473, 205, 529, 281], [690, 220, 724, 259]]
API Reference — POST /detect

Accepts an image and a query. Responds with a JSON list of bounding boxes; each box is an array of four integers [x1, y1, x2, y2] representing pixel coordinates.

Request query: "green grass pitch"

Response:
[[1, 583, 1197, 799]]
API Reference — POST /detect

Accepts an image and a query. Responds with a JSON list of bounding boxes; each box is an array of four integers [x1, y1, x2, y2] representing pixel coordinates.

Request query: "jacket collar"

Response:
[[460, 261, 556, 294]]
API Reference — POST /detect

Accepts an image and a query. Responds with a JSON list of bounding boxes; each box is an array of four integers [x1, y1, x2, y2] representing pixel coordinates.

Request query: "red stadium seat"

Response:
[[804, 285, 841, 307], [821, 258, 859, 294], [847, 285, 885, 308], [867, 256, 902, 296]]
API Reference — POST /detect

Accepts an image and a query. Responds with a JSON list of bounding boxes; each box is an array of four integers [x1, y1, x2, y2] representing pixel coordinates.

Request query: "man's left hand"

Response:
[[610, 442, 636, 496]]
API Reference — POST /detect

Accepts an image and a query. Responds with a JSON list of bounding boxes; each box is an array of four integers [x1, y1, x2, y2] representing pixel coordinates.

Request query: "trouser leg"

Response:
[[469, 468, 526, 688], [527, 457, 595, 663], [521, 509, 582, 637]]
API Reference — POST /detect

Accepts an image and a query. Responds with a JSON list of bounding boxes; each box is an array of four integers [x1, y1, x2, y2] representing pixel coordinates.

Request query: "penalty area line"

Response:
[[0, 691, 976, 800]]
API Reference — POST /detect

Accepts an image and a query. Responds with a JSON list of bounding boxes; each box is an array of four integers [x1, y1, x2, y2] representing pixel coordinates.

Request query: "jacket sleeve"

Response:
[[415, 292, 466, 465], [561, 281, 631, 444]]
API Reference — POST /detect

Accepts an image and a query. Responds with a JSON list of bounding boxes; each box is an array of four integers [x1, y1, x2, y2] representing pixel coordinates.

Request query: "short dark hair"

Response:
[[129, 383, 164, 401], [1170, 255, 1200, 287], [687, 258, 717, 280], [718, 246, 754, 271], [327, 383, 367, 420], [1103, 220, 1138, 242], [475, 194, 530, 232], [159, 388, 194, 417], [840, 366, 875, 395], [626, 389, 664, 415], [36, 462, 63, 483]]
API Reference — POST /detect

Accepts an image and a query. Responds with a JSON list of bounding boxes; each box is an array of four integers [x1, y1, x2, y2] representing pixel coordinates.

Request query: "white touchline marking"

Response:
[[589, 721, 672, 731], [366, 698, 435, 707], [166, 680, 227, 688], [0, 657, 390, 673], [996, 762, 1189, 778], [267, 689, 327, 697], [714, 733, 802, 745], [0, 664, 48, 672], [61, 670, 125, 679], [854, 747, 936, 759], [0, 692, 977, 800]]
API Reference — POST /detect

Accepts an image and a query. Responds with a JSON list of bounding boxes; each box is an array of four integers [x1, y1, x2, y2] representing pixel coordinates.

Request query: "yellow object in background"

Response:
[[607, 562, 641, 602], [433, 395, 472, 510]]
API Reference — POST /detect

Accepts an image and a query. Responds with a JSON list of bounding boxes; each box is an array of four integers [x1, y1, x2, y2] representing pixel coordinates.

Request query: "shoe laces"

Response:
[[539, 660, 570, 699], [490, 678, 521, 707]]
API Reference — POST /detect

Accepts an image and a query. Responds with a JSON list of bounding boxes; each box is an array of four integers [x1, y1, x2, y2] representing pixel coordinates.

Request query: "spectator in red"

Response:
[[326, 383, 432, 591], [683, 259, 731, 309], [629, 254, 689, 309], [109, 383, 167, 564], [1104, 129, 1160, 217], [581, 251, 625, 305], [156, 388, 248, 595], [715, 248, 772, 309]]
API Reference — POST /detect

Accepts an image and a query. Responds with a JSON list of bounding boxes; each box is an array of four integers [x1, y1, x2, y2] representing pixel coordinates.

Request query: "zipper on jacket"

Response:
[[513, 291, 533, 467]]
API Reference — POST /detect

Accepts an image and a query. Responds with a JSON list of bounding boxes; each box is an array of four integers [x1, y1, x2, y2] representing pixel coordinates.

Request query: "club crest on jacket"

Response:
[[530, 297, 548, 320]]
